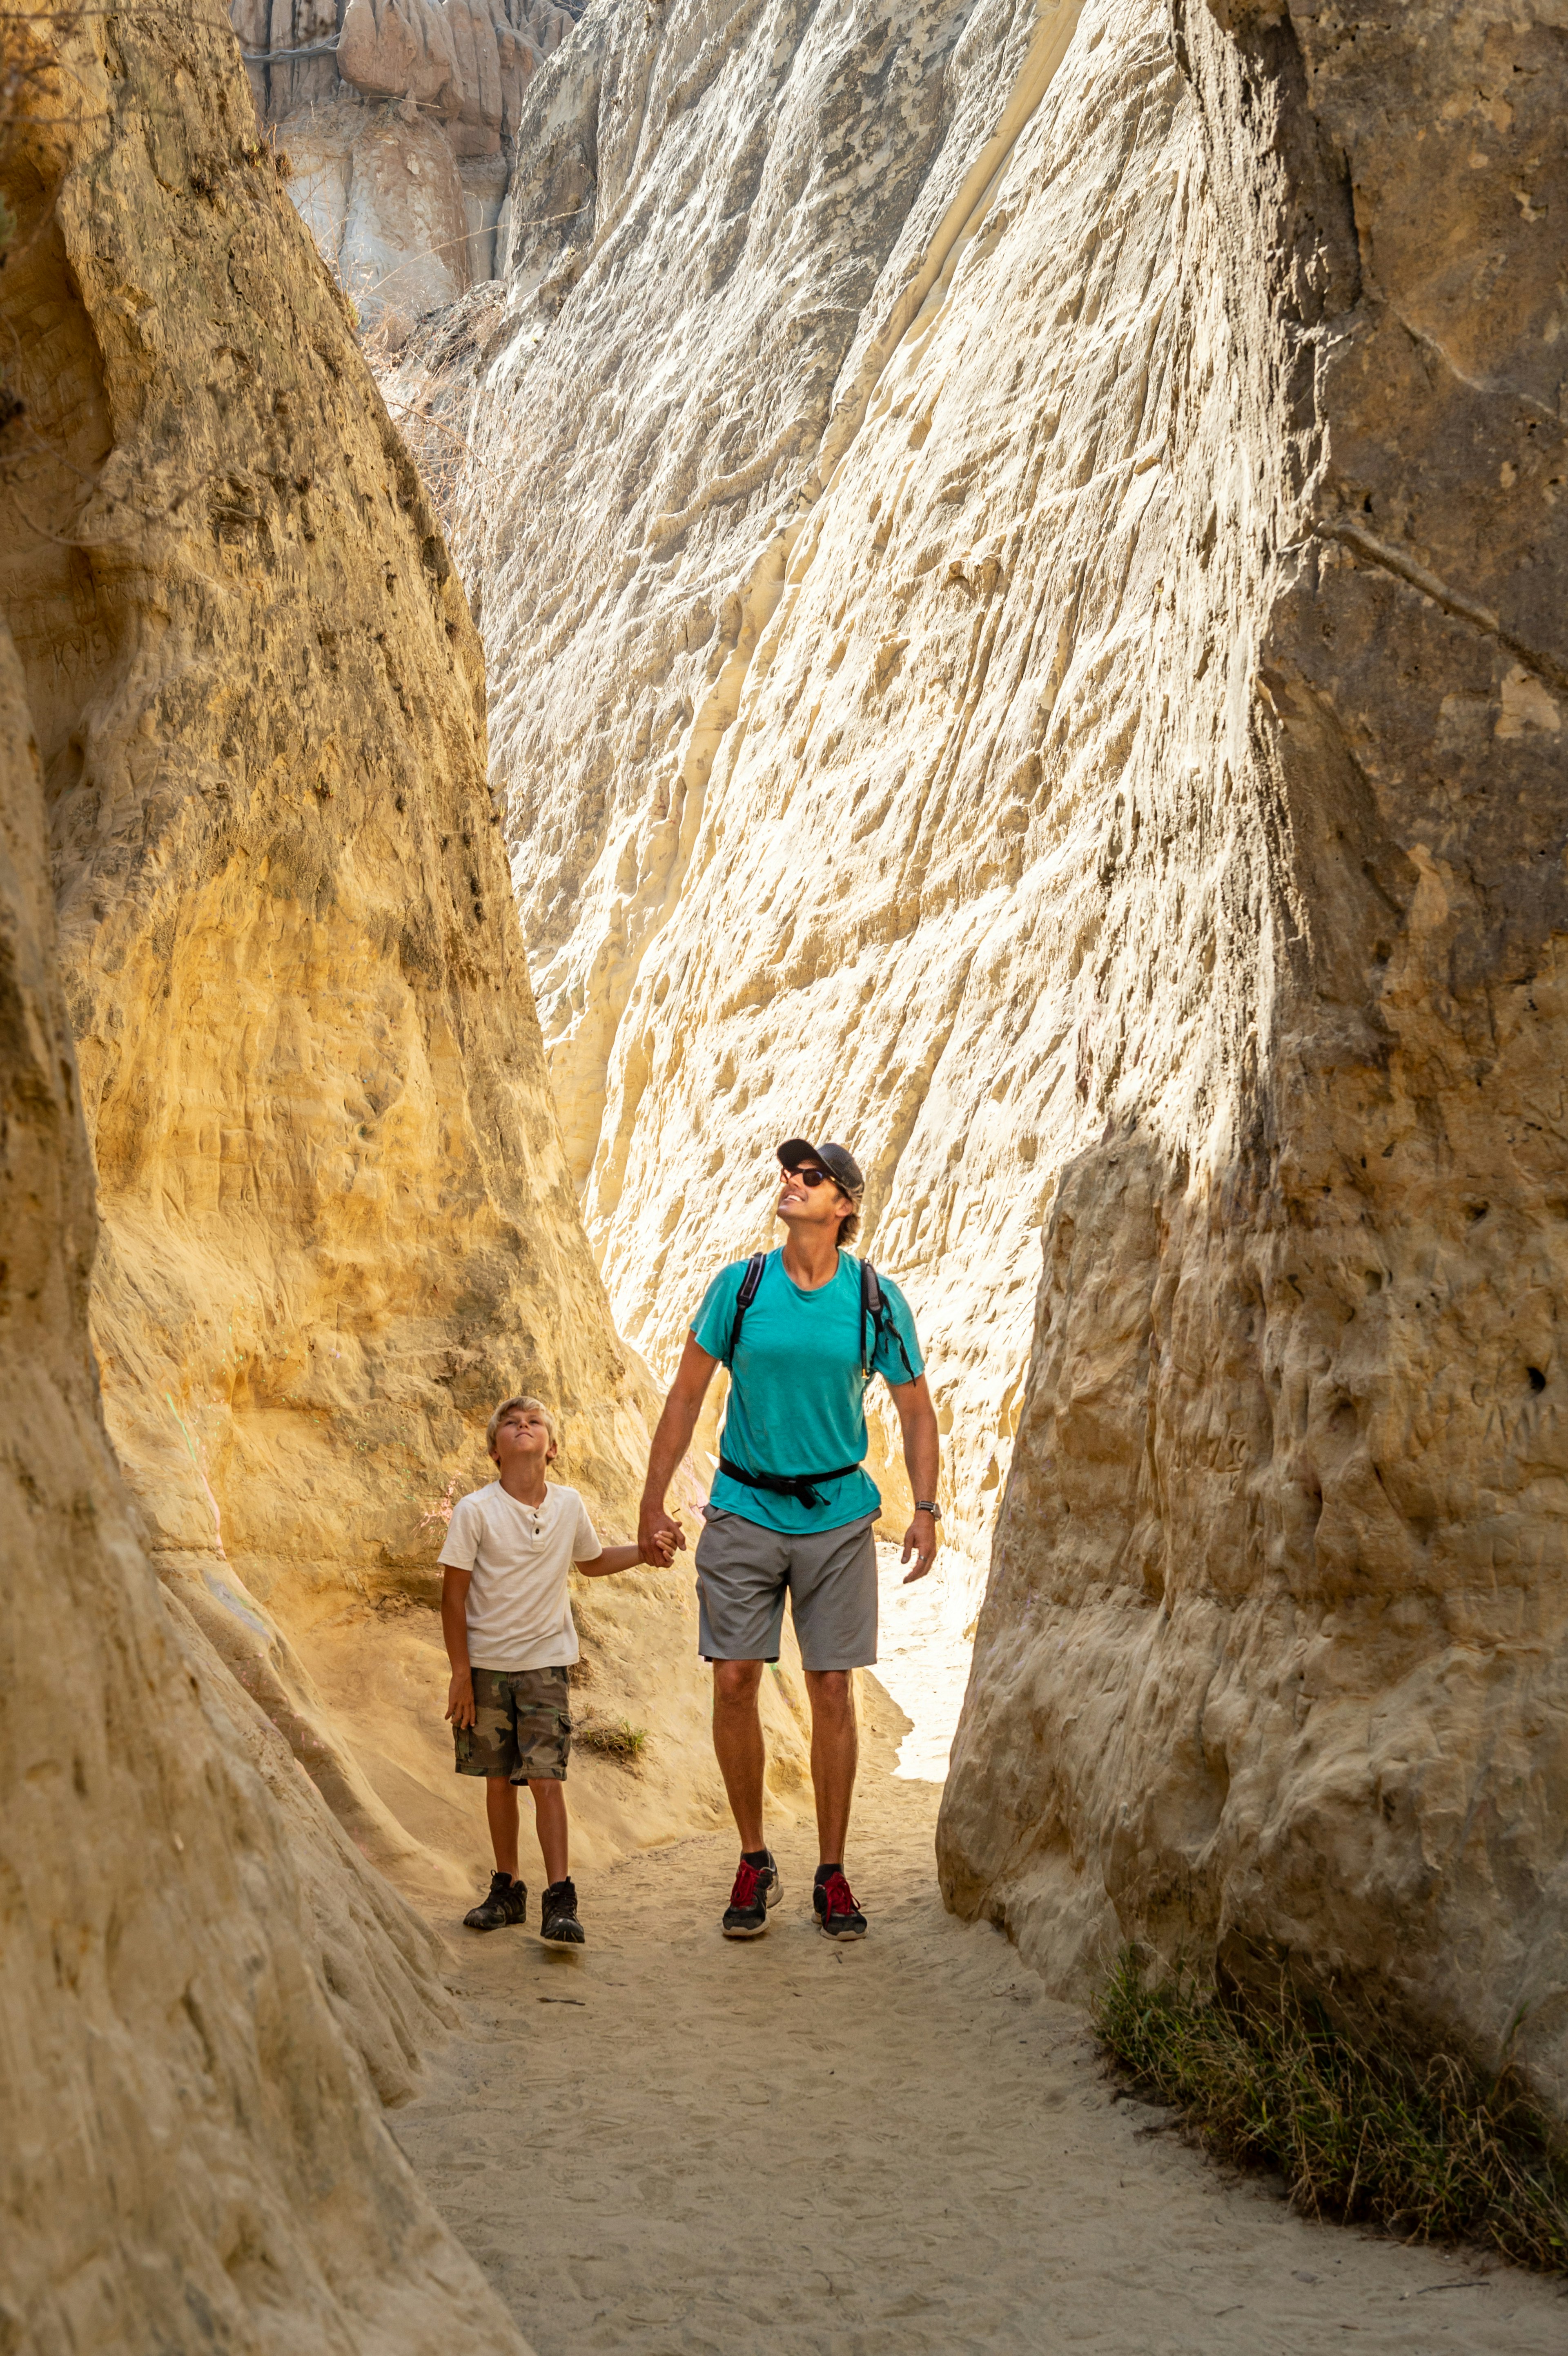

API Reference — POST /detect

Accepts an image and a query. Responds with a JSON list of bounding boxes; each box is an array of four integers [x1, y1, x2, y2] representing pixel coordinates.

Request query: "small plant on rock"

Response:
[[575, 1719, 648, 1768]]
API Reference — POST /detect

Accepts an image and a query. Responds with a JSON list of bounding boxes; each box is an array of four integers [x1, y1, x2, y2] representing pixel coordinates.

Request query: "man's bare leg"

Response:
[[804, 1669, 857, 1866], [712, 1659, 767, 1852], [485, 1775, 521, 1877], [528, 1777, 570, 1884]]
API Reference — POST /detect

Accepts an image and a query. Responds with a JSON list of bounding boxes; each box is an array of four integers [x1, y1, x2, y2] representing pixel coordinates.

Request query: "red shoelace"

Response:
[[729, 1859, 762, 1908], [820, 1870, 860, 1920]]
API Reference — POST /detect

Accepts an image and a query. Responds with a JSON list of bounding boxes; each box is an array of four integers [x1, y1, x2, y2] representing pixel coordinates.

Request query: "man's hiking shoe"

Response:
[[464, 1871, 526, 1931], [540, 1877, 586, 1946], [813, 1869, 867, 1941], [722, 1852, 782, 1939]]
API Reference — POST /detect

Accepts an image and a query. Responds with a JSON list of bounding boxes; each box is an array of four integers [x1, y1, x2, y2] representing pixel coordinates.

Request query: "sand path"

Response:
[[395, 1568, 1565, 2354]]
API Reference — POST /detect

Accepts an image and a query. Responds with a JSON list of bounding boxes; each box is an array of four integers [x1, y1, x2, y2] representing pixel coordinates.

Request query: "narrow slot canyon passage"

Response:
[[392, 1562, 1565, 2354], [7, 0, 1568, 2346]]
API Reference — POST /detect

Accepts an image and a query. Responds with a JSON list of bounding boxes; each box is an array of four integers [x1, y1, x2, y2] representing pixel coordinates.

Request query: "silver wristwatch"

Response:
[[915, 1500, 942, 1518]]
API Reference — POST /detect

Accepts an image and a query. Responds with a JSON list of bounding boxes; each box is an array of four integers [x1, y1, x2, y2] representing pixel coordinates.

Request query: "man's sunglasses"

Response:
[[780, 1164, 833, 1188]]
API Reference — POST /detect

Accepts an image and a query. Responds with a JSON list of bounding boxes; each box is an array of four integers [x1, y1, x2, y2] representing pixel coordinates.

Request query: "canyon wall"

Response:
[[232, 0, 580, 327], [0, 447, 528, 2351], [938, 0, 1568, 2115], [461, 0, 1097, 1594], [457, 0, 1568, 2104], [0, 0, 801, 1924]]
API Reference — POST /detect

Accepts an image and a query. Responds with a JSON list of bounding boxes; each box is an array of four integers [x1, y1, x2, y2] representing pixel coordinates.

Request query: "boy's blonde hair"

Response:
[[486, 1395, 559, 1459]]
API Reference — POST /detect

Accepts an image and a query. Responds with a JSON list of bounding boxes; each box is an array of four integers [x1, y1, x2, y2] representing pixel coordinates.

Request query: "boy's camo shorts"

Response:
[[454, 1665, 572, 1783]]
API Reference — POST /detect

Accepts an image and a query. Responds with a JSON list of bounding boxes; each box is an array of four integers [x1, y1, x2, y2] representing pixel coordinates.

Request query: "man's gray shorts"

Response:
[[695, 1507, 878, 1671]]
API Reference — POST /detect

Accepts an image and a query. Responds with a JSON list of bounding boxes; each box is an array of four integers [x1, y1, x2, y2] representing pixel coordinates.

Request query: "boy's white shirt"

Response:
[[438, 1480, 601, 1669]]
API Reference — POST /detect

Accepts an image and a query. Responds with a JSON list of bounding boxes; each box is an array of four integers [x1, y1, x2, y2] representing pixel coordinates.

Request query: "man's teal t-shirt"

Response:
[[690, 1250, 925, 1534]]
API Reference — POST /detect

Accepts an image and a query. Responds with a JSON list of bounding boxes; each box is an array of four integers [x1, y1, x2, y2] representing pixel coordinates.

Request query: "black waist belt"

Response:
[[718, 1456, 862, 1512]]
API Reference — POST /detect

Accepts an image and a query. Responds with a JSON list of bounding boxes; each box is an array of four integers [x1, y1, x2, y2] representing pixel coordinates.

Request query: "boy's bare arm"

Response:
[[576, 1542, 662, 1576], [637, 1333, 719, 1561], [441, 1566, 476, 1728]]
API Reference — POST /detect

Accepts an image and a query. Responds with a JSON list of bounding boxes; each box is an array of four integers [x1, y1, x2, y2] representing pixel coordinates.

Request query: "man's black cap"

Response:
[[777, 1136, 865, 1197]]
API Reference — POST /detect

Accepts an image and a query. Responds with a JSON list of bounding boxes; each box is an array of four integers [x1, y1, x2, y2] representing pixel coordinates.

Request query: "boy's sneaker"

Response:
[[722, 1851, 782, 1939], [813, 1868, 867, 1940], [464, 1871, 526, 1931], [540, 1877, 586, 1946]]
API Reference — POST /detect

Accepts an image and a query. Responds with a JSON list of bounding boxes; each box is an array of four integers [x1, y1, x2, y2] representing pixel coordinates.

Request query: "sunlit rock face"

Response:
[[461, 0, 1093, 1585], [0, 0, 779, 1914], [462, 0, 1568, 2106]]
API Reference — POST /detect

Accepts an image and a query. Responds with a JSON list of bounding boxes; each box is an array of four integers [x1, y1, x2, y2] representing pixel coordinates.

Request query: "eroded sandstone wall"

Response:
[[938, 0, 1568, 2114], [235, 0, 575, 158], [0, 0, 797, 1908], [0, 575, 528, 2345], [461, 0, 1097, 1593], [232, 0, 579, 327], [459, 0, 1568, 2098]]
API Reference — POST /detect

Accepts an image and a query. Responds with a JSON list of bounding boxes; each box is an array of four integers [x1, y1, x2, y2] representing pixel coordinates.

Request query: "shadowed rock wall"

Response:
[[937, 0, 1568, 2114]]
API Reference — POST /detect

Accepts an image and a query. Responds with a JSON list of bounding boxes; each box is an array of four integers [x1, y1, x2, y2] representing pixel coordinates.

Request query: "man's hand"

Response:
[[900, 1507, 939, 1584], [638, 1502, 687, 1566], [638, 1336, 715, 1577], [445, 1666, 476, 1730]]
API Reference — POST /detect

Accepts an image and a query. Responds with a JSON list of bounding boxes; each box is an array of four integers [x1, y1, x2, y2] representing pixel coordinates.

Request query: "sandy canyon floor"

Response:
[[394, 1562, 1566, 2354]]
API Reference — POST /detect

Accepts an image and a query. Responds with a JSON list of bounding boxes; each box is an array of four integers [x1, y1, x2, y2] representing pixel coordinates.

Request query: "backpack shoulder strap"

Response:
[[860, 1259, 917, 1385], [727, 1252, 767, 1365]]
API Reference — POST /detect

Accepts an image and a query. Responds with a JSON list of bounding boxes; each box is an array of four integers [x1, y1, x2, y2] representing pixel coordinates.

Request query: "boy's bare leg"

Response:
[[529, 1779, 570, 1883], [803, 1669, 857, 1865], [711, 1659, 767, 1852], [486, 1775, 521, 1877]]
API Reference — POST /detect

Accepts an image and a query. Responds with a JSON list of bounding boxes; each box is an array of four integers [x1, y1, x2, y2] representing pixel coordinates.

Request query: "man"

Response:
[[639, 1137, 940, 1941]]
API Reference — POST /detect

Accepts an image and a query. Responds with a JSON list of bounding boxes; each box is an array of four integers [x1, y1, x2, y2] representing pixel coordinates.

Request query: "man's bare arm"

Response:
[[441, 1565, 477, 1727], [638, 1333, 720, 1561], [887, 1373, 941, 1583]]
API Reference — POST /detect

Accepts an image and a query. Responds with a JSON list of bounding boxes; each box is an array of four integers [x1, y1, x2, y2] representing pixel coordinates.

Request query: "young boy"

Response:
[[440, 1394, 666, 1944]]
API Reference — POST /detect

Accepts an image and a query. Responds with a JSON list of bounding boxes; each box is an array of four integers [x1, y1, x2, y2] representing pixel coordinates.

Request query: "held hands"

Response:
[[638, 1502, 687, 1569], [445, 1667, 477, 1730], [901, 1507, 939, 1584]]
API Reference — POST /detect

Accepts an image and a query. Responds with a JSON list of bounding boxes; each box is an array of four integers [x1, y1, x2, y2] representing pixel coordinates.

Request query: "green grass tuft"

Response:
[[1093, 1947, 1568, 2274], [574, 1719, 649, 1766]]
